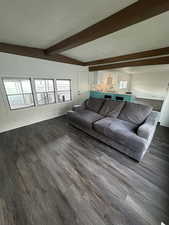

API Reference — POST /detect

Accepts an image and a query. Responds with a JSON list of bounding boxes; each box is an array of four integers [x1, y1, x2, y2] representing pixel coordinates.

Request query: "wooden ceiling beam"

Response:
[[85, 47, 169, 66], [46, 0, 169, 55], [0, 43, 85, 66], [89, 56, 169, 71]]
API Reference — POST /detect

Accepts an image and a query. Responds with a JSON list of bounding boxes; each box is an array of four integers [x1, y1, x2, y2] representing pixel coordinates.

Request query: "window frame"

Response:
[[55, 79, 72, 103], [34, 78, 56, 106], [2, 77, 35, 110], [2, 77, 73, 110], [119, 80, 128, 90]]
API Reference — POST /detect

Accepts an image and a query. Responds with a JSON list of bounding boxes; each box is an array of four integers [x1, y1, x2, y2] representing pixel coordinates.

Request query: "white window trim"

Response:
[[2, 77, 35, 110], [55, 79, 72, 103], [119, 80, 128, 89], [1, 77, 73, 110], [34, 78, 56, 106]]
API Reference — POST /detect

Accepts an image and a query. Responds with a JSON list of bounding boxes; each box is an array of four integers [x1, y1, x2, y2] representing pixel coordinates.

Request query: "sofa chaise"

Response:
[[67, 98, 159, 162]]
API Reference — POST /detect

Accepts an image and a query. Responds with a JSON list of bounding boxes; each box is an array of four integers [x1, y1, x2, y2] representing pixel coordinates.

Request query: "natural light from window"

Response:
[[56, 80, 72, 103], [34, 79, 55, 105], [119, 80, 128, 89], [3, 78, 34, 110]]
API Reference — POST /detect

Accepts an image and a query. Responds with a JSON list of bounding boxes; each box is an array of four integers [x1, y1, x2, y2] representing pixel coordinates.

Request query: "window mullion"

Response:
[[54, 79, 58, 103], [20, 80, 26, 105], [31, 78, 37, 106], [46, 92, 49, 104]]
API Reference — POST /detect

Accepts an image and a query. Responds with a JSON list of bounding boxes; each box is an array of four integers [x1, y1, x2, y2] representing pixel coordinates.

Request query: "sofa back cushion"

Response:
[[99, 100, 125, 118], [118, 102, 153, 125], [85, 98, 105, 113]]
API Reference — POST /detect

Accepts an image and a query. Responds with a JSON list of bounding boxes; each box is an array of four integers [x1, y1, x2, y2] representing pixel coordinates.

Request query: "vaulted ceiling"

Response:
[[0, 0, 169, 70]]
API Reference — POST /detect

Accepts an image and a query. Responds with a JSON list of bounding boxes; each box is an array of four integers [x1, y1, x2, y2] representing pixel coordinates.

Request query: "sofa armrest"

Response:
[[72, 103, 85, 112], [137, 111, 160, 140]]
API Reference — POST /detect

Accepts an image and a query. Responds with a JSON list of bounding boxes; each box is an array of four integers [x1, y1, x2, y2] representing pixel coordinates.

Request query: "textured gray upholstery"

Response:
[[94, 118, 137, 135], [118, 102, 153, 125], [104, 122, 146, 153], [137, 111, 159, 146], [99, 100, 125, 117], [67, 110, 103, 130], [72, 104, 85, 112], [94, 118, 146, 153], [85, 98, 105, 113], [69, 121, 148, 162], [67, 99, 159, 162]]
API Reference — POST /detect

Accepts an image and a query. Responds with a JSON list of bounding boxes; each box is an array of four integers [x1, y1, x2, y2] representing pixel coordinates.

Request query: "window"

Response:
[[56, 79, 72, 103], [34, 79, 55, 105], [3, 78, 34, 110], [119, 80, 128, 89], [3, 77, 72, 110]]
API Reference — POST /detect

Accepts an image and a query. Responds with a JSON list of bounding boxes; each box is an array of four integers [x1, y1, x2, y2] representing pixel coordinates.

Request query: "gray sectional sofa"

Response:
[[67, 98, 159, 162]]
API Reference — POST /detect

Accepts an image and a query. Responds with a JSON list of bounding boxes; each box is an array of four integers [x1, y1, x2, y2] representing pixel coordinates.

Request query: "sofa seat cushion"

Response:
[[94, 118, 146, 152], [118, 102, 153, 126], [94, 117, 137, 135], [68, 110, 103, 129], [85, 98, 105, 113], [99, 100, 125, 117]]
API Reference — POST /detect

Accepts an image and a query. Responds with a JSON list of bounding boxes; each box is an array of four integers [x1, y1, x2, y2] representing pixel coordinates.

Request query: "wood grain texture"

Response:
[[89, 56, 169, 71], [0, 43, 85, 66], [46, 0, 169, 54], [85, 47, 169, 66], [0, 116, 169, 225]]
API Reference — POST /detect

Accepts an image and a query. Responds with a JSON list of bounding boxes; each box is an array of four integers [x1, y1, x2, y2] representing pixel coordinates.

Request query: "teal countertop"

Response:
[[90, 91, 135, 102]]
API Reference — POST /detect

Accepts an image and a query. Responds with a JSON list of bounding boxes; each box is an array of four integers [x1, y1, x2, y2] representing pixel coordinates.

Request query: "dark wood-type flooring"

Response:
[[0, 116, 169, 225]]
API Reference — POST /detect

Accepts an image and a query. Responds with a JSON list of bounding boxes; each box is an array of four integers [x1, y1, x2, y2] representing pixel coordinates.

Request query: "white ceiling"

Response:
[[0, 0, 136, 49], [0, 0, 169, 63], [64, 11, 169, 61]]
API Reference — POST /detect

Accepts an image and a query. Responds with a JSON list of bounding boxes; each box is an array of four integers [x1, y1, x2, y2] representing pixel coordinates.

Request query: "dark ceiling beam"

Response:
[[46, 0, 169, 55], [89, 56, 169, 71], [85, 47, 169, 66], [0, 43, 85, 66]]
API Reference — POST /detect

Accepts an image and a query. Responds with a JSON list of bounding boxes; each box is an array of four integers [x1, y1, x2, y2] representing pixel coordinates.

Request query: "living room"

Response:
[[0, 0, 169, 225]]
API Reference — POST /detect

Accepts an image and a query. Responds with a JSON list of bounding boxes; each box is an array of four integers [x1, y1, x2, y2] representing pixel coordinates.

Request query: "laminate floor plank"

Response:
[[0, 116, 169, 225]]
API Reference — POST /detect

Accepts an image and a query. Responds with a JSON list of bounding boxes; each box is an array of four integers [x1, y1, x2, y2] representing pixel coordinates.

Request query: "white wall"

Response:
[[160, 86, 169, 127], [130, 71, 169, 127], [0, 53, 92, 133], [130, 71, 169, 100]]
